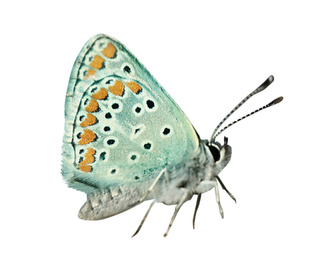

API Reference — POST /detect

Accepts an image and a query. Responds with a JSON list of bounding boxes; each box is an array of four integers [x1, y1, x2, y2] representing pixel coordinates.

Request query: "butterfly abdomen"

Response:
[[78, 181, 153, 220]]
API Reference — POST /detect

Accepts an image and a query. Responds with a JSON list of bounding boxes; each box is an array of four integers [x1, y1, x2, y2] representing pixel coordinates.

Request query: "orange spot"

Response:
[[86, 69, 96, 78], [90, 55, 105, 70], [92, 88, 108, 100], [78, 129, 97, 145], [79, 164, 92, 173], [102, 43, 116, 58], [85, 99, 99, 113], [80, 113, 97, 127], [79, 148, 96, 165], [126, 81, 142, 94], [109, 80, 125, 96]]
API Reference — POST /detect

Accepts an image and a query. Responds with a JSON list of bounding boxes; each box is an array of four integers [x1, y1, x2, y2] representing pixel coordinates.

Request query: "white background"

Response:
[[1, 0, 311, 259]]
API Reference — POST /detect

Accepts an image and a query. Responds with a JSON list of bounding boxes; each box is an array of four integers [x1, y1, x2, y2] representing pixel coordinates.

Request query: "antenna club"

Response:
[[273, 96, 283, 104], [257, 75, 275, 92], [209, 75, 281, 144]]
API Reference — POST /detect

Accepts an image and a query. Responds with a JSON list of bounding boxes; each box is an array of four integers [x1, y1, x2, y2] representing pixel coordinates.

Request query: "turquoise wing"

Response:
[[62, 34, 199, 194]]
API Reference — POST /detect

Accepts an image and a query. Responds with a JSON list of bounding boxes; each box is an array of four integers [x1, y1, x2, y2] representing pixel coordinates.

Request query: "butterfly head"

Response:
[[205, 137, 232, 174], [204, 76, 283, 176]]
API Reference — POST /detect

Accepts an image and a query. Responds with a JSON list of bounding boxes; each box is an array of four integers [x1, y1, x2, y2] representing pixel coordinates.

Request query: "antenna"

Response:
[[209, 75, 282, 144], [213, 96, 283, 140]]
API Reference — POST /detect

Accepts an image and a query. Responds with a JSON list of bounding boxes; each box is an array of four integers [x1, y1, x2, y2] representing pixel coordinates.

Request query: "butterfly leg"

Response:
[[132, 200, 156, 237], [214, 180, 224, 218], [192, 194, 201, 229], [136, 168, 166, 204], [163, 189, 191, 237], [216, 176, 236, 203]]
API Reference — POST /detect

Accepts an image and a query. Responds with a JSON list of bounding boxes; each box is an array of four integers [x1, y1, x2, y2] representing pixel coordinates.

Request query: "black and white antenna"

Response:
[[209, 75, 283, 144]]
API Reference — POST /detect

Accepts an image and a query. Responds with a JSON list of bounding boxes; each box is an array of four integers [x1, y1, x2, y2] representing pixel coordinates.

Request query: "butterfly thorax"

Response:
[[148, 138, 232, 206]]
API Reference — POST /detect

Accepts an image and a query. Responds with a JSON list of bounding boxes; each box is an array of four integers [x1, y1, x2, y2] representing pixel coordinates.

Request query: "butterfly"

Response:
[[62, 34, 283, 237]]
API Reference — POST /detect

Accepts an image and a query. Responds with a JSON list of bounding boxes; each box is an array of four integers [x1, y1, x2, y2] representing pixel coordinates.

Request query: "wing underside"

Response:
[[62, 34, 199, 194]]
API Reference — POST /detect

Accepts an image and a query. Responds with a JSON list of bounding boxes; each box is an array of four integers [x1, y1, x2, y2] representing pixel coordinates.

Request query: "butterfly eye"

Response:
[[208, 144, 221, 162]]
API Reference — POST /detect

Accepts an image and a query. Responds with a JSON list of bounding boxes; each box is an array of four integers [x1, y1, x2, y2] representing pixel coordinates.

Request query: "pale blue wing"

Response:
[[62, 34, 199, 194]]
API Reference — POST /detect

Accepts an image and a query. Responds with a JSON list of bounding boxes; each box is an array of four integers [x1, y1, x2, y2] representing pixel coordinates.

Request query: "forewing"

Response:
[[62, 34, 199, 194]]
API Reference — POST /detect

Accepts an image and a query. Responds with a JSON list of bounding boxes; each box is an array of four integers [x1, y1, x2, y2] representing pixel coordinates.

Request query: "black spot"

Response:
[[163, 127, 170, 135], [79, 149, 84, 154], [110, 169, 116, 174], [111, 103, 119, 109], [144, 143, 151, 150], [91, 87, 97, 93], [99, 152, 106, 161], [106, 79, 113, 84], [78, 157, 84, 163], [131, 154, 137, 160], [135, 107, 141, 113], [84, 99, 89, 106], [105, 113, 112, 119], [79, 115, 85, 121], [134, 128, 141, 134], [123, 65, 131, 74], [104, 126, 111, 132], [146, 100, 155, 109], [107, 139, 115, 145], [134, 175, 140, 180], [77, 133, 82, 139]]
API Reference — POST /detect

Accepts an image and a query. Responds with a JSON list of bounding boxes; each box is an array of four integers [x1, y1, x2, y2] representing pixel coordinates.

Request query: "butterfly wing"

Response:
[[62, 34, 199, 217]]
